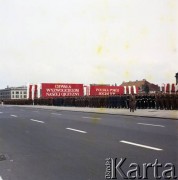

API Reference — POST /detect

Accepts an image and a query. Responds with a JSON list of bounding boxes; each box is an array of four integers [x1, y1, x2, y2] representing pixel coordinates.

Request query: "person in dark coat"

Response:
[[129, 94, 136, 112]]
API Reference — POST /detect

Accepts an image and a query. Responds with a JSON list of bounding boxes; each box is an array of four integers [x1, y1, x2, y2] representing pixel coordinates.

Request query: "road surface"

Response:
[[0, 106, 177, 180]]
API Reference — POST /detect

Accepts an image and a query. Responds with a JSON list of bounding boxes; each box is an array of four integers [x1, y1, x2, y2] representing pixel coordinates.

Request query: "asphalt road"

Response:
[[0, 106, 177, 180]]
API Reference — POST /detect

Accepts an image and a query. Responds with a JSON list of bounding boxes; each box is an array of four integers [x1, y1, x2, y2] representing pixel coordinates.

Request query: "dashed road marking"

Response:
[[30, 119, 45, 124], [66, 128, 87, 134], [0, 176, 3, 180], [51, 113, 62, 116], [0, 112, 3, 114], [11, 115, 17, 118], [120, 140, 163, 151], [82, 117, 101, 120], [137, 123, 165, 127]]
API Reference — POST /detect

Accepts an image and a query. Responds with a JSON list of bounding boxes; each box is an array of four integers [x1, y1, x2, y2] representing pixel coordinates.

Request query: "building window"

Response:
[[16, 95, 19, 98]]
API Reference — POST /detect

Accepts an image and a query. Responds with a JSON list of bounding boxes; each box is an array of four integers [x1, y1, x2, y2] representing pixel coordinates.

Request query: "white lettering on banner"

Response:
[[96, 88, 109, 92], [61, 93, 79, 96], [55, 85, 72, 89], [95, 88, 120, 95], [46, 89, 79, 93], [110, 89, 120, 92], [46, 92, 61, 96], [46, 92, 79, 97]]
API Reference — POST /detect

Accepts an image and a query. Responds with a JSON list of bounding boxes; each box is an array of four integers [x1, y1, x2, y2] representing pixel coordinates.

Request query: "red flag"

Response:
[[166, 83, 170, 93], [171, 84, 175, 93]]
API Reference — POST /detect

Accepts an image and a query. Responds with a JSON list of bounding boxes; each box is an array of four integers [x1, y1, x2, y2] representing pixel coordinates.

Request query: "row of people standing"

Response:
[[3, 93, 178, 110], [155, 93, 178, 110], [51, 93, 178, 110]]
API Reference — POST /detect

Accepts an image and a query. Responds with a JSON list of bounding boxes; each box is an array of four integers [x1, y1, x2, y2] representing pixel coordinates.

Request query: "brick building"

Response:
[[120, 79, 160, 93]]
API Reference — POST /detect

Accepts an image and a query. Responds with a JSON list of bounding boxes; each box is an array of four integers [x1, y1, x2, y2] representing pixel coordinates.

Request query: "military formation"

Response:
[[3, 93, 178, 110]]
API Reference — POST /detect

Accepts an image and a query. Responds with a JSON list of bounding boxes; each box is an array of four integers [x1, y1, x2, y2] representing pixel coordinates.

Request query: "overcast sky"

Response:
[[0, 0, 177, 88]]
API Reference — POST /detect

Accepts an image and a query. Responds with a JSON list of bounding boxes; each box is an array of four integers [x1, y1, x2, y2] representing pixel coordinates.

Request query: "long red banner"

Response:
[[41, 83, 84, 98], [90, 86, 124, 96]]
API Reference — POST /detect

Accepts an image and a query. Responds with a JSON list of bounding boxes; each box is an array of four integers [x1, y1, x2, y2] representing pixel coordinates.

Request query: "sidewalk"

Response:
[[9, 105, 178, 120]]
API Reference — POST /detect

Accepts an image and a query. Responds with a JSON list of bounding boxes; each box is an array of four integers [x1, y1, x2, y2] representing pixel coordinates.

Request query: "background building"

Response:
[[175, 73, 178, 85], [120, 79, 160, 94], [0, 86, 27, 100]]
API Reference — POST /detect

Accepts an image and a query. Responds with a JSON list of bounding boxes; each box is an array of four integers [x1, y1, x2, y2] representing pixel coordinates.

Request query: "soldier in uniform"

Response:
[[100, 96, 104, 107], [165, 94, 170, 110], [126, 95, 130, 109], [113, 95, 117, 108], [129, 94, 136, 112], [103, 96, 107, 108], [152, 94, 156, 109], [116, 95, 121, 109], [140, 94, 144, 109], [125, 95, 128, 108], [173, 94, 176, 110], [144, 94, 148, 109], [137, 94, 141, 109], [170, 94, 174, 110], [147, 94, 152, 109], [155, 93, 159, 109], [135, 94, 138, 109], [159, 93, 164, 110], [110, 95, 114, 108], [176, 93, 178, 110]]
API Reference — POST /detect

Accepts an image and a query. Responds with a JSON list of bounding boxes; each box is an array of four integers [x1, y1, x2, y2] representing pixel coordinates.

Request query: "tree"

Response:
[[143, 82, 150, 94]]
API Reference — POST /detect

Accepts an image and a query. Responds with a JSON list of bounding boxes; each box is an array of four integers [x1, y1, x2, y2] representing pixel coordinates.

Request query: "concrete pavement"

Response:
[[6, 105, 178, 120]]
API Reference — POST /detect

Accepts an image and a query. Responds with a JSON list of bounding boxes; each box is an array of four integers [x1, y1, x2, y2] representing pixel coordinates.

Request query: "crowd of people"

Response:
[[3, 93, 178, 110]]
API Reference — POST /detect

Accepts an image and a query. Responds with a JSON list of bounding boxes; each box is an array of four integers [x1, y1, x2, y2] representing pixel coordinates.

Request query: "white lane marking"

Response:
[[30, 119, 45, 124], [0, 112, 3, 114], [11, 115, 17, 118], [137, 123, 165, 127], [120, 140, 163, 151], [82, 117, 101, 120], [66, 128, 87, 134], [51, 113, 62, 115], [0, 176, 3, 180]]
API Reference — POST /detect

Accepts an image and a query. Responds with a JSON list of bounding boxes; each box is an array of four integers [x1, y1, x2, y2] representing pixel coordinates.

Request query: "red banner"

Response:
[[29, 85, 32, 99], [90, 86, 124, 96], [41, 83, 84, 98]]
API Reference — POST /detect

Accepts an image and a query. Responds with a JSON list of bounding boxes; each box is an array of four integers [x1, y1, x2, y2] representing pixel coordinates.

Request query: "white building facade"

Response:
[[0, 86, 27, 100]]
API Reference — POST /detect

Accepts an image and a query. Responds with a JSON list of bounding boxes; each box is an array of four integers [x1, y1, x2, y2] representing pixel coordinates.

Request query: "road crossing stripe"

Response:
[[137, 123, 165, 127], [120, 140, 163, 151], [66, 128, 87, 134], [30, 119, 45, 123]]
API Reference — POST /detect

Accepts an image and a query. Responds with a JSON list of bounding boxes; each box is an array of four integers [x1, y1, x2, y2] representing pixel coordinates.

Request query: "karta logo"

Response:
[[105, 158, 177, 179]]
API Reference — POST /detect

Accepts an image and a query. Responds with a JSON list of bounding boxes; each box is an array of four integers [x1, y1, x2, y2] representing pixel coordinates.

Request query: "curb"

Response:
[[10, 105, 178, 120]]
